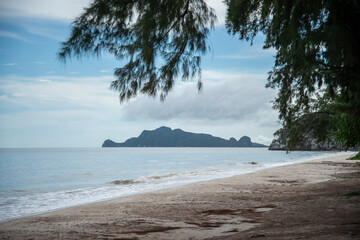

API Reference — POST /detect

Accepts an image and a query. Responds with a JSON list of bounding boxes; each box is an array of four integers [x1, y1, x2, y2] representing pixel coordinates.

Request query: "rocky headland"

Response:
[[269, 130, 358, 151]]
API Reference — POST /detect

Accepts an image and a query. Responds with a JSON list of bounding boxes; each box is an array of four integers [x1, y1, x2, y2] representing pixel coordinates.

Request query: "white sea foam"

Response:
[[0, 148, 352, 222]]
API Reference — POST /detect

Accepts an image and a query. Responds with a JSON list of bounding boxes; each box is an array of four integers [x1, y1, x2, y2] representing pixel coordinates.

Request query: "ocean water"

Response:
[[0, 147, 345, 222]]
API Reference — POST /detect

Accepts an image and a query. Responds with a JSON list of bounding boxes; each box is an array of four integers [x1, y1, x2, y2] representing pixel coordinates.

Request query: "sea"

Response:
[[0, 147, 348, 222]]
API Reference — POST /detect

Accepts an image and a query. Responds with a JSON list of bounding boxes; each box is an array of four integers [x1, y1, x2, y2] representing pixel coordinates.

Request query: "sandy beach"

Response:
[[1, 153, 359, 239]]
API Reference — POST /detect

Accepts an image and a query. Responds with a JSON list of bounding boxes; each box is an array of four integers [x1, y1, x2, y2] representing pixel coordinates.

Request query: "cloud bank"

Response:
[[0, 0, 227, 25], [0, 0, 91, 22], [0, 70, 279, 147], [121, 70, 276, 125]]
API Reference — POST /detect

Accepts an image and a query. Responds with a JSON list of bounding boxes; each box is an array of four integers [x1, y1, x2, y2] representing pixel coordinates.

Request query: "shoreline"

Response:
[[1, 153, 360, 239], [1, 151, 350, 223]]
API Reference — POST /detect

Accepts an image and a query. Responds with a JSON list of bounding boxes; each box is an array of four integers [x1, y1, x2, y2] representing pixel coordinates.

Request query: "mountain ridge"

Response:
[[102, 126, 267, 148]]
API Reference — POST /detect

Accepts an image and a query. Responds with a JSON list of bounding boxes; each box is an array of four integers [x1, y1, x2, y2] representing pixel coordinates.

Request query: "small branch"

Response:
[[159, 0, 191, 40]]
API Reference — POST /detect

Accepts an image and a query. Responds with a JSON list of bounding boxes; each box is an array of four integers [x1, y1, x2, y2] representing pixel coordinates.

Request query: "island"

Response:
[[102, 126, 267, 148]]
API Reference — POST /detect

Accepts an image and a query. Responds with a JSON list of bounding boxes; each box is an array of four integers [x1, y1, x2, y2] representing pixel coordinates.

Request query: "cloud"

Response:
[[218, 47, 276, 60], [0, 0, 91, 22], [0, 30, 26, 41], [20, 23, 67, 41], [219, 55, 260, 60], [0, 75, 118, 110], [121, 70, 277, 125], [0, 72, 279, 147], [206, 0, 227, 26], [254, 135, 274, 145], [0, 74, 127, 147], [0, 0, 227, 26], [2, 63, 18, 66]]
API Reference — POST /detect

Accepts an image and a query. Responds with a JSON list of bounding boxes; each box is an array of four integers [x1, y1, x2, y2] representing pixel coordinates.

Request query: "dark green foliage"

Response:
[[344, 191, 360, 197], [349, 152, 360, 160], [58, 0, 216, 102], [273, 90, 359, 151], [331, 113, 360, 149], [226, 0, 360, 150], [61, 0, 360, 151]]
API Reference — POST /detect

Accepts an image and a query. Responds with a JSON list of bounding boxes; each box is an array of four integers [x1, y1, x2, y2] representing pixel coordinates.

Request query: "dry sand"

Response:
[[1, 153, 360, 239]]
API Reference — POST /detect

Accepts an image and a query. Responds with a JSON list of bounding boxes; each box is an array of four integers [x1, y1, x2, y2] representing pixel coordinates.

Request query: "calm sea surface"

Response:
[[0, 148, 343, 222]]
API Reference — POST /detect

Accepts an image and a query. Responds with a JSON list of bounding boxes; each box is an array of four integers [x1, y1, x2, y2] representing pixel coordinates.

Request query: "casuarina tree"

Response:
[[59, 0, 360, 152]]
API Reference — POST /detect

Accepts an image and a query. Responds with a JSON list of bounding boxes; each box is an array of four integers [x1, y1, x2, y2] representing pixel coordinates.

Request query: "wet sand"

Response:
[[1, 153, 360, 239]]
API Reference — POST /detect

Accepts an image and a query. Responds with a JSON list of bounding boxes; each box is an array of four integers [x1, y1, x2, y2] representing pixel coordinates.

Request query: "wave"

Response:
[[1, 150, 350, 222], [108, 151, 352, 188], [110, 179, 140, 185], [108, 165, 259, 187], [0, 189, 27, 193], [109, 173, 180, 185], [147, 173, 178, 180]]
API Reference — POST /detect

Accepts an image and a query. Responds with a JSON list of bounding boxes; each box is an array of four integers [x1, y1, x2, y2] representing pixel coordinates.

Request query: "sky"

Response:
[[0, 0, 280, 148]]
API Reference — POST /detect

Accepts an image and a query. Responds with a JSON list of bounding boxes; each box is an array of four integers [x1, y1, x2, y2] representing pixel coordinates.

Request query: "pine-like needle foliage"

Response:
[[59, 0, 360, 150], [58, 0, 216, 102], [226, 0, 360, 149]]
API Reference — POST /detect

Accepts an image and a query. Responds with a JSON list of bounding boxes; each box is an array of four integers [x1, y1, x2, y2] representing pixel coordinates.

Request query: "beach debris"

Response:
[[250, 233, 266, 238]]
